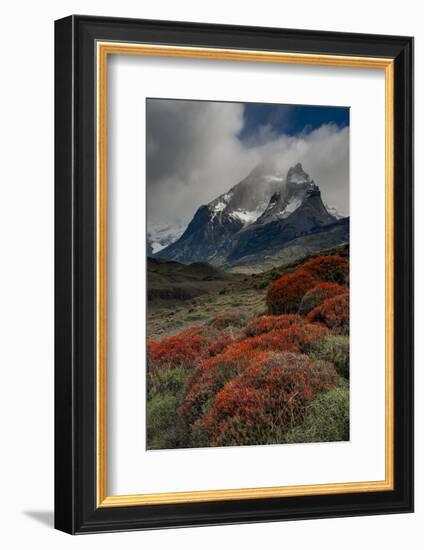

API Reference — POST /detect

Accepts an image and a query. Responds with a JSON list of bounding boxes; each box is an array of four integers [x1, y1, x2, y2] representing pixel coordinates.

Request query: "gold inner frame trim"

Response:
[[96, 41, 395, 508]]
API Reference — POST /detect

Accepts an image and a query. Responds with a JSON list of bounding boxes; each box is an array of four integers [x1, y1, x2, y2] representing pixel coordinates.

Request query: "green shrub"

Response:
[[148, 365, 189, 399], [284, 383, 349, 443], [147, 392, 181, 449], [147, 366, 190, 449], [309, 335, 349, 379]]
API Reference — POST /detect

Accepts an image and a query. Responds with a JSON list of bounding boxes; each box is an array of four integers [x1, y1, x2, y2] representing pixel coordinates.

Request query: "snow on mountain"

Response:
[[147, 224, 185, 255], [281, 196, 302, 218], [211, 200, 227, 213], [205, 163, 285, 227], [230, 206, 267, 225]]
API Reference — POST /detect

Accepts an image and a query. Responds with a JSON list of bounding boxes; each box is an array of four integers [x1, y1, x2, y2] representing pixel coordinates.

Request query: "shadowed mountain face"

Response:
[[155, 163, 348, 269]]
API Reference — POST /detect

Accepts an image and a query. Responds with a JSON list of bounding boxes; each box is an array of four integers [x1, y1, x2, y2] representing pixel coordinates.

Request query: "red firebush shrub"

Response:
[[302, 255, 349, 286], [243, 314, 304, 337], [147, 326, 212, 373], [178, 347, 269, 442], [299, 282, 347, 315], [266, 270, 318, 314], [237, 323, 329, 355], [199, 352, 337, 446], [208, 327, 239, 356], [178, 320, 330, 444], [307, 292, 350, 334]]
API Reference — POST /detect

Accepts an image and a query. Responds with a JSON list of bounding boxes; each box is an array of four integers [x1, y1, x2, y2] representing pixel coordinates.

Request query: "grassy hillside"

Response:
[[147, 244, 349, 338], [148, 257, 231, 300]]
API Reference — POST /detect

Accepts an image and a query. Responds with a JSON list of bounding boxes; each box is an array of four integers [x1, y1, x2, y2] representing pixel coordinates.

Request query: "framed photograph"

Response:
[[54, 15, 413, 534]]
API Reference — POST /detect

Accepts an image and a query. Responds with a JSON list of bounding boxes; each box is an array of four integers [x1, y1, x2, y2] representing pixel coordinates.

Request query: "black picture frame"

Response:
[[55, 14, 414, 534]]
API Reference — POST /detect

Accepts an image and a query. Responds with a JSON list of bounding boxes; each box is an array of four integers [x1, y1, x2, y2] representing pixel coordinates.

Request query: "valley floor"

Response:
[[147, 244, 349, 339]]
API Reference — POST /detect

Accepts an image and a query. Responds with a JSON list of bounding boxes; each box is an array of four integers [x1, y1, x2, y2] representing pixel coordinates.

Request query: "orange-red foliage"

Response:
[[243, 314, 304, 337], [178, 320, 329, 440], [299, 282, 347, 315], [178, 347, 268, 437], [147, 326, 211, 373], [199, 352, 337, 446], [307, 292, 349, 334], [302, 255, 349, 286], [266, 270, 318, 314], [208, 328, 238, 356], [236, 323, 329, 355]]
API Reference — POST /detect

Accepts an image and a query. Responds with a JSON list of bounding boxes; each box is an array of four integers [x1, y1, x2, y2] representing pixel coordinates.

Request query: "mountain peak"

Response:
[[254, 164, 322, 225], [156, 161, 346, 267], [286, 163, 313, 185]]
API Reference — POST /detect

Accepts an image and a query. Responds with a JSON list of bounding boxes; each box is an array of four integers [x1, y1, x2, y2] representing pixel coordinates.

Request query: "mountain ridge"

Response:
[[155, 162, 348, 270]]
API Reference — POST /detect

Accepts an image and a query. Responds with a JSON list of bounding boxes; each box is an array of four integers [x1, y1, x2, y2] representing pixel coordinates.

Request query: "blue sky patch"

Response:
[[238, 103, 350, 144]]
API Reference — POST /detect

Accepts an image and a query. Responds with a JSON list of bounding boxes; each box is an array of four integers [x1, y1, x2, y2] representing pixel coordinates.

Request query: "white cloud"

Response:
[[146, 99, 349, 230]]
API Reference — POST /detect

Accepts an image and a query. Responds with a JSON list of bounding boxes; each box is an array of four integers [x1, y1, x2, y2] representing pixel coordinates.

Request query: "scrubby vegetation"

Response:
[[283, 381, 349, 443], [147, 249, 350, 449], [266, 270, 318, 314], [193, 353, 336, 447], [307, 292, 349, 335], [243, 314, 303, 337], [301, 255, 349, 286], [299, 283, 346, 315], [309, 335, 350, 379]]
